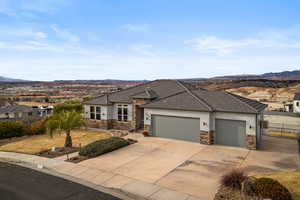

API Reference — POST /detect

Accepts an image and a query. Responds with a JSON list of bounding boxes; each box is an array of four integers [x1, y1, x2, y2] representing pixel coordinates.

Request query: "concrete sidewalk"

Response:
[[0, 151, 202, 200]]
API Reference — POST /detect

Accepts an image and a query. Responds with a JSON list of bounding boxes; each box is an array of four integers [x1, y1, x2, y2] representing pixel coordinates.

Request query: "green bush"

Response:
[[254, 177, 292, 200], [0, 121, 26, 139], [79, 137, 130, 158], [53, 100, 83, 114]]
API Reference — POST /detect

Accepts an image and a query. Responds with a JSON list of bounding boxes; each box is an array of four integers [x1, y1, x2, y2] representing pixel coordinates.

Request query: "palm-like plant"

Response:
[[59, 111, 87, 147], [45, 115, 60, 138], [46, 111, 86, 147]]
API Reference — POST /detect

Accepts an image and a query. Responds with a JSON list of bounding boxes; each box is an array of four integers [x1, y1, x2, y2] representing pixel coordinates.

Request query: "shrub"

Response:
[[0, 121, 26, 139], [79, 137, 130, 158], [28, 120, 47, 135], [254, 177, 292, 200], [142, 130, 151, 137], [220, 168, 248, 190]]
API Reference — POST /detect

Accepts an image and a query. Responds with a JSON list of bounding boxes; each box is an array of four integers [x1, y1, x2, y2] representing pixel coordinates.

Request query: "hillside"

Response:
[[0, 76, 27, 82]]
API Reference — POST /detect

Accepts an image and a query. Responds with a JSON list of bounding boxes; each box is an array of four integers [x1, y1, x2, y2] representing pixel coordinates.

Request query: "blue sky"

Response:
[[0, 0, 300, 81]]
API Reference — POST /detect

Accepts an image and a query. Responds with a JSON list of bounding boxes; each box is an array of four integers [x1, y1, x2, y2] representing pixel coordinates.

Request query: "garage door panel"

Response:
[[152, 115, 200, 143], [215, 119, 246, 147]]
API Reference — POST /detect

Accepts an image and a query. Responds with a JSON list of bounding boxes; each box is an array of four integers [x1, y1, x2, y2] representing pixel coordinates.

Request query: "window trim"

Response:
[[90, 106, 102, 120], [117, 104, 128, 122]]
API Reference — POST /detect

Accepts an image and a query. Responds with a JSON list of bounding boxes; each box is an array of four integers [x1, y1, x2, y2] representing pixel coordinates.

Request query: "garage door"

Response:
[[151, 115, 200, 142], [215, 119, 246, 147]]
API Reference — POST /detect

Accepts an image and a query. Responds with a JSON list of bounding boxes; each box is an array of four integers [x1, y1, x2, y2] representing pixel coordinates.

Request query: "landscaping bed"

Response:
[[37, 147, 80, 158], [214, 169, 294, 200], [66, 137, 137, 163]]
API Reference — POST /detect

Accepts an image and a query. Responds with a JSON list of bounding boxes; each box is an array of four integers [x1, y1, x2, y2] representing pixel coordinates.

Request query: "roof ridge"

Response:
[[83, 80, 158, 104], [141, 90, 187, 106], [175, 80, 213, 111], [224, 92, 258, 113]]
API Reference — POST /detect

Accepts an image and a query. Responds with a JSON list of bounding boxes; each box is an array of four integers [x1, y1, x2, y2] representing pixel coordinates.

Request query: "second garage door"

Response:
[[215, 119, 246, 147], [151, 115, 200, 142]]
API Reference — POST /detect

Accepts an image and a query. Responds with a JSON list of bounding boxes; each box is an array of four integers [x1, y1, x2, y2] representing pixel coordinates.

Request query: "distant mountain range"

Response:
[[0, 76, 28, 82], [181, 70, 300, 81], [214, 70, 300, 80], [1, 70, 300, 83]]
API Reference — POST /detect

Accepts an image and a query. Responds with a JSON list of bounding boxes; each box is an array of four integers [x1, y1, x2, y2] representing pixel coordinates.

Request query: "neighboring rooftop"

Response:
[[294, 93, 300, 100], [0, 105, 34, 113]]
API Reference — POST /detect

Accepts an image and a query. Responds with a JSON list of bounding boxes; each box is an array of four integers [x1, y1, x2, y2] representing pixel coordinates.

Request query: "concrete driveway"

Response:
[[80, 134, 300, 200]]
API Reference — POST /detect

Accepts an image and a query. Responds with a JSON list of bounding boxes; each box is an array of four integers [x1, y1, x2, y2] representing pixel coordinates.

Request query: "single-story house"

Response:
[[83, 80, 267, 149], [293, 93, 300, 113], [0, 105, 40, 123]]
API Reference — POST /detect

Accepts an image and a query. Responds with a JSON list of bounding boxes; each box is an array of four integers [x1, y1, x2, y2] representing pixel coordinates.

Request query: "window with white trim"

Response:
[[117, 105, 128, 122], [297, 102, 299, 107]]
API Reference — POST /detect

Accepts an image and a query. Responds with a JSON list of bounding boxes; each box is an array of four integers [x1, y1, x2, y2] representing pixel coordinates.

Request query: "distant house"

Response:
[[83, 80, 267, 149], [294, 93, 300, 113], [0, 105, 40, 123]]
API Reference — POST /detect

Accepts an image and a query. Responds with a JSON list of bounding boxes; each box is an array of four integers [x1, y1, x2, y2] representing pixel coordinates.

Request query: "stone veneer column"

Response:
[[246, 135, 257, 150], [200, 131, 214, 145], [144, 124, 151, 131], [132, 98, 150, 130]]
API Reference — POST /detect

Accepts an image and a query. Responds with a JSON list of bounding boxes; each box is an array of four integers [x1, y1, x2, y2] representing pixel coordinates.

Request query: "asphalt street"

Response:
[[0, 162, 121, 200]]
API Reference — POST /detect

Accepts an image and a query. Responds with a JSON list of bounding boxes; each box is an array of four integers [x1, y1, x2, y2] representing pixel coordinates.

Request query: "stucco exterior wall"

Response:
[[212, 112, 257, 136], [294, 100, 300, 113], [0, 113, 14, 119], [144, 108, 210, 132]]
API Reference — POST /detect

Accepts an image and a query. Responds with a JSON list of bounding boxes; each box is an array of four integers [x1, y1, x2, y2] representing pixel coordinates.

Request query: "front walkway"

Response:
[[0, 135, 299, 200]]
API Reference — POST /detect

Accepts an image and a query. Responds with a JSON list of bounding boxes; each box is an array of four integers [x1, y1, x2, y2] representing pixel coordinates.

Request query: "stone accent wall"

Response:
[[200, 131, 214, 145], [246, 135, 257, 150], [132, 98, 150, 130], [111, 120, 133, 130], [87, 120, 112, 129]]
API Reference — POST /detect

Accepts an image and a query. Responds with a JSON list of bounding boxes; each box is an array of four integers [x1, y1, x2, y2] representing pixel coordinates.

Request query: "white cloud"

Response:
[[51, 24, 80, 42], [130, 44, 154, 56], [0, 0, 69, 16], [186, 29, 300, 56], [122, 24, 149, 32]]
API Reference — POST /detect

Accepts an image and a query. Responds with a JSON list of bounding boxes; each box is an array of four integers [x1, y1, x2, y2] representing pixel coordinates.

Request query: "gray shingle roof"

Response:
[[142, 88, 267, 114], [131, 87, 158, 99], [83, 80, 188, 105], [84, 79, 267, 114], [141, 91, 211, 112], [294, 93, 300, 100], [0, 105, 34, 113]]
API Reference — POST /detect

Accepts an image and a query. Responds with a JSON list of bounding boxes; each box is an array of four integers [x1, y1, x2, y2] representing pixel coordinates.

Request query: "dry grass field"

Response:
[[265, 130, 299, 139], [0, 130, 111, 154], [254, 169, 300, 200]]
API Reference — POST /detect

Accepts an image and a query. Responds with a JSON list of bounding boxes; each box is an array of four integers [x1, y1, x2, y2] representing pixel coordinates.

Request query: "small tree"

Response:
[[45, 115, 60, 138], [59, 111, 86, 147], [53, 100, 83, 114]]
